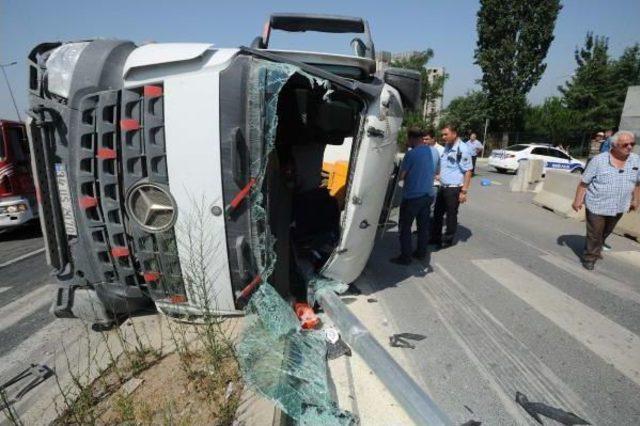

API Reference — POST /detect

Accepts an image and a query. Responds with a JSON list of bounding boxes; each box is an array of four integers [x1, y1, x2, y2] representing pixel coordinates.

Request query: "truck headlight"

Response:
[[46, 42, 90, 98], [2, 203, 27, 214]]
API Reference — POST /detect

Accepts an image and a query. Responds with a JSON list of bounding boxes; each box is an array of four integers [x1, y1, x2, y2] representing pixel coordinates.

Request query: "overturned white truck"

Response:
[[27, 14, 420, 327]]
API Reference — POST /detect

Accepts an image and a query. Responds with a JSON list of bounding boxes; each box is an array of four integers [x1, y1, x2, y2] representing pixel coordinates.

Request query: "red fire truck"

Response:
[[0, 119, 37, 229]]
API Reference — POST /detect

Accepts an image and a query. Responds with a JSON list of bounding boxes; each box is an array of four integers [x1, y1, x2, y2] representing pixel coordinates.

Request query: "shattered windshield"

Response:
[[236, 59, 356, 424]]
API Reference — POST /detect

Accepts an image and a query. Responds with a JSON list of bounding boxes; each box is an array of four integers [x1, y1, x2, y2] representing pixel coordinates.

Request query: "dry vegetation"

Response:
[[46, 315, 242, 426]]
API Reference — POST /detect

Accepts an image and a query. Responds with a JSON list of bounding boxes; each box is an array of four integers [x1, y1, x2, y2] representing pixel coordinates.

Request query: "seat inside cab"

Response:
[[265, 72, 364, 300]]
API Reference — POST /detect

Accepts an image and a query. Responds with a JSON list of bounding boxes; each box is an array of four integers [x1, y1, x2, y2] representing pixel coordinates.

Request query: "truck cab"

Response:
[[0, 120, 37, 229], [27, 14, 420, 326]]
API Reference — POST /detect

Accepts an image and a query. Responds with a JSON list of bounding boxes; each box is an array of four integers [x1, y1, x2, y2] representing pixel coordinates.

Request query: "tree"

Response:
[[439, 91, 489, 135], [609, 44, 640, 123], [559, 33, 614, 131], [475, 0, 562, 132], [560, 33, 640, 132], [524, 97, 581, 144]]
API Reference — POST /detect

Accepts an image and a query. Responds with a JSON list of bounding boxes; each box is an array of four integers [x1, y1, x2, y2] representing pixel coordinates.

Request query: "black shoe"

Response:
[[412, 251, 426, 261], [390, 255, 411, 265], [442, 240, 454, 249], [581, 261, 595, 270]]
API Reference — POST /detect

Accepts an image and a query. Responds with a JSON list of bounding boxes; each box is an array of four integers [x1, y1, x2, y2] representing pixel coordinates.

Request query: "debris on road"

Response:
[[0, 364, 53, 410], [515, 391, 591, 425], [325, 327, 340, 344], [389, 333, 426, 349], [366, 298, 378, 303], [295, 302, 320, 329], [327, 338, 352, 360]]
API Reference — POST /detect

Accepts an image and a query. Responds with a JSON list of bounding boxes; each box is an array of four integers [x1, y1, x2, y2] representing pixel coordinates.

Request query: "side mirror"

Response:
[[350, 38, 366, 57], [383, 67, 422, 111], [250, 36, 266, 49]]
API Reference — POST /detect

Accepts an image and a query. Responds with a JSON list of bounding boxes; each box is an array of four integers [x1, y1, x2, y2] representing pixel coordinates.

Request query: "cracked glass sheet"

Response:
[[308, 275, 349, 307], [236, 60, 356, 425], [238, 284, 356, 425]]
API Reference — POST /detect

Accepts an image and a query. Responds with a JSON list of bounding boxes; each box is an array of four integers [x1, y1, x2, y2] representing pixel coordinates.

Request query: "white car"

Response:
[[489, 144, 585, 174], [26, 14, 420, 326]]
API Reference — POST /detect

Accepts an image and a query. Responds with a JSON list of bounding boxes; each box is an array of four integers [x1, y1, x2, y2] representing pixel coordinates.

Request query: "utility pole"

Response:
[[481, 118, 489, 158], [0, 61, 22, 122]]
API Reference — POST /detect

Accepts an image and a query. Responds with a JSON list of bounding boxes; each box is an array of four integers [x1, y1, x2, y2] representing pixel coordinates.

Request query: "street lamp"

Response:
[[0, 61, 22, 122]]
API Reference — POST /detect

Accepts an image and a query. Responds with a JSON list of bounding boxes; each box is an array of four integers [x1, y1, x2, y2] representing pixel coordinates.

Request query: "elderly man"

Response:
[[572, 131, 640, 270], [466, 132, 484, 175]]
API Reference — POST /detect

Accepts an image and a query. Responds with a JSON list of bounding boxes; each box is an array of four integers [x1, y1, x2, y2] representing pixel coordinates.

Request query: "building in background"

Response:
[[423, 67, 445, 126], [375, 50, 392, 74], [375, 51, 445, 127]]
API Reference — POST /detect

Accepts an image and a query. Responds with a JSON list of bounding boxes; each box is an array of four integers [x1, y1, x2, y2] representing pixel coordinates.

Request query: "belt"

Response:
[[441, 184, 462, 188]]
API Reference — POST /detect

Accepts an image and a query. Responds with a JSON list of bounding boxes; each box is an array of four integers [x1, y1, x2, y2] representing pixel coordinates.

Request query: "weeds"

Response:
[[48, 199, 243, 425]]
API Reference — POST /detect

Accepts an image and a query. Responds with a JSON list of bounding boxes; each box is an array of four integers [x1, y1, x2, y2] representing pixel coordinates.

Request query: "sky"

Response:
[[1, 0, 639, 120]]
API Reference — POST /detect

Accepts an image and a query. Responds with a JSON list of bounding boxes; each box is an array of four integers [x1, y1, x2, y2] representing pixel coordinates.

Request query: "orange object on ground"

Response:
[[294, 302, 320, 329]]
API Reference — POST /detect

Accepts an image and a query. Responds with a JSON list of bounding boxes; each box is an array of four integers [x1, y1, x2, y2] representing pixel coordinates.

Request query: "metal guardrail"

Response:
[[317, 288, 452, 426]]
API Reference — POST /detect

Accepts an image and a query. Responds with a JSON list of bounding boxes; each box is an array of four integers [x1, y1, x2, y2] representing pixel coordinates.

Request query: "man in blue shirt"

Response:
[[390, 127, 440, 265], [430, 124, 473, 248], [599, 129, 614, 153]]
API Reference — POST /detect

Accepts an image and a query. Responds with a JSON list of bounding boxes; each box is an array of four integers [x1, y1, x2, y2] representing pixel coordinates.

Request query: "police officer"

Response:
[[430, 124, 473, 248]]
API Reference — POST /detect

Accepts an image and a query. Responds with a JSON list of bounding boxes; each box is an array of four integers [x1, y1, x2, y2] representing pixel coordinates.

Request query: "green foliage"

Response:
[[475, 0, 562, 131], [559, 33, 640, 132], [524, 97, 581, 144], [559, 33, 614, 130], [439, 91, 489, 135]]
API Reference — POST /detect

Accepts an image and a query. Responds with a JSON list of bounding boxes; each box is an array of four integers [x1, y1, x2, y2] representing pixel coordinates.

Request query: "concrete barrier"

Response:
[[613, 210, 640, 242], [533, 170, 585, 220], [510, 159, 544, 192]]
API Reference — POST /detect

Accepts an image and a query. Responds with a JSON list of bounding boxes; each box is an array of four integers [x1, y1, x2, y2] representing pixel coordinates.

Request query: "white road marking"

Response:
[[609, 250, 640, 270], [474, 258, 640, 387], [540, 254, 640, 304], [0, 286, 10, 294], [426, 263, 594, 423], [0, 284, 55, 331], [0, 247, 45, 269]]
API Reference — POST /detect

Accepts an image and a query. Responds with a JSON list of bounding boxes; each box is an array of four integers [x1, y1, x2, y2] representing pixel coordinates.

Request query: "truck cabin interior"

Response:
[[266, 72, 364, 301]]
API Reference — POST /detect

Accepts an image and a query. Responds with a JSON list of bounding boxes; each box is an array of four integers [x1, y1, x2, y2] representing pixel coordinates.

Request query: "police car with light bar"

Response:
[[489, 143, 585, 174]]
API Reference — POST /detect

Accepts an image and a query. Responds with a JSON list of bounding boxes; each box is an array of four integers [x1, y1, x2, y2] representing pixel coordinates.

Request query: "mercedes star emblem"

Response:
[[126, 182, 178, 233]]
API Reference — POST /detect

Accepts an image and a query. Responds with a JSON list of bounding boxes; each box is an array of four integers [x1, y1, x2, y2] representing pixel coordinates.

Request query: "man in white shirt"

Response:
[[466, 132, 484, 175], [424, 131, 444, 157], [423, 131, 444, 191]]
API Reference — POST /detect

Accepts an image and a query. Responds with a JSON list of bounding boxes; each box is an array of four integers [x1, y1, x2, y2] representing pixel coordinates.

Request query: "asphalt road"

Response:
[[359, 161, 640, 425], [1, 161, 639, 425]]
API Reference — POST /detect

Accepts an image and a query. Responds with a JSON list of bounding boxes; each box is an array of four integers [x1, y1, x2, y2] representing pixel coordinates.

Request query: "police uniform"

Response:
[[430, 139, 473, 246]]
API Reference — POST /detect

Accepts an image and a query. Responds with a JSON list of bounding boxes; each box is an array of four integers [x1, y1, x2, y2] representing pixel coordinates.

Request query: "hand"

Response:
[[572, 201, 583, 212], [459, 192, 468, 204]]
